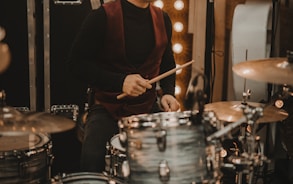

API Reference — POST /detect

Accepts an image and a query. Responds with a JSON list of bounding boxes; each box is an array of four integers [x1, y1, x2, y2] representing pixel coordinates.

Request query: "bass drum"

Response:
[[51, 172, 125, 184], [0, 132, 53, 184]]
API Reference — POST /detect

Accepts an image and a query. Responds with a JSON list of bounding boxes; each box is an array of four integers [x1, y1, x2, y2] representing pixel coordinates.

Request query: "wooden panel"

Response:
[[212, 0, 226, 102]]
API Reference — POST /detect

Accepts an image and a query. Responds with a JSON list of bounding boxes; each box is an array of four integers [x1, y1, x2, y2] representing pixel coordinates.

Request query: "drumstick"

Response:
[[117, 60, 195, 100]]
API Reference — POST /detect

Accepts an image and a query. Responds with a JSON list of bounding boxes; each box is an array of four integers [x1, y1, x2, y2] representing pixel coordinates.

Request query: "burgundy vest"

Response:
[[95, 0, 168, 119]]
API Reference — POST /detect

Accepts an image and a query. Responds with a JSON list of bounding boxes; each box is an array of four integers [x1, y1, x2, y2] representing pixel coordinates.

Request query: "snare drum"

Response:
[[106, 134, 129, 179], [51, 172, 125, 184], [119, 111, 208, 184], [0, 132, 53, 184]]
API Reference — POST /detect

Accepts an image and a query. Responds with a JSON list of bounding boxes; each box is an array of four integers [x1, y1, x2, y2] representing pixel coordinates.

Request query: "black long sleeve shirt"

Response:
[[67, 0, 176, 96]]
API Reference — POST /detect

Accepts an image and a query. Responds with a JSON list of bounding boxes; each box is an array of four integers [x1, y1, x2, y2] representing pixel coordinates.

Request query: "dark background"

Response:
[[0, 0, 93, 177]]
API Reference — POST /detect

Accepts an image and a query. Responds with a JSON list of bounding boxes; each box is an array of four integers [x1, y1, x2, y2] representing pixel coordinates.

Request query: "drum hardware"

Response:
[[105, 142, 111, 174], [51, 104, 79, 122], [206, 104, 270, 184], [205, 140, 223, 183], [53, 0, 83, 5], [202, 110, 223, 135], [14, 107, 30, 113], [158, 160, 170, 182], [156, 129, 167, 152], [242, 89, 251, 104], [274, 85, 293, 109]]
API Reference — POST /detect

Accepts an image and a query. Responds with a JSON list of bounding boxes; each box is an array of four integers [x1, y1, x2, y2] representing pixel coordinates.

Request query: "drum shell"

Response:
[[119, 111, 208, 184], [0, 132, 52, 184]]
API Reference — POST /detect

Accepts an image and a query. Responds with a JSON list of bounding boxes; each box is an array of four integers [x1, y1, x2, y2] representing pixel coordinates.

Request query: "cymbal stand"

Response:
[[203, 111, 224, 183], [205, 105, 270, 184], [239, 88, 251, 141], [235, 105, 269, 184], [241, 49, 251, 106]]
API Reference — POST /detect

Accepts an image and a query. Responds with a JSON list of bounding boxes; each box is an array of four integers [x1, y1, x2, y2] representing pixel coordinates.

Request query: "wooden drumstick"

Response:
[[117, 60, 195, 100]]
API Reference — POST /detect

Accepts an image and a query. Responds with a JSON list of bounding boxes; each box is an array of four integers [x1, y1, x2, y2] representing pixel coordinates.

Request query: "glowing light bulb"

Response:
[[175, 85, 181, 95], [173, 43, 183, 54], [174, 0, 184, 10], [173, 22, 184, 32], [154, 0, 164, 9]]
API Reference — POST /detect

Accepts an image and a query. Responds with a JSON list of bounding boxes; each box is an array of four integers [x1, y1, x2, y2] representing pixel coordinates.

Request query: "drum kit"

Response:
[[102, 53, 293, 184], [1, 25, 293, 183]]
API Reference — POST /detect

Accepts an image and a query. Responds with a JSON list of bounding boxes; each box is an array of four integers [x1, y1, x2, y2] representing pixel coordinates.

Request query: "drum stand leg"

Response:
[[236, 172, 243, 184], [262, 124, 271, 184]]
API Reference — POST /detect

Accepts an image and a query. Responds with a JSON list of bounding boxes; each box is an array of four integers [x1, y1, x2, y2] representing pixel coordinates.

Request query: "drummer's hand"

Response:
[[160, 94, 180, 112], [122, 74, 152, 97]]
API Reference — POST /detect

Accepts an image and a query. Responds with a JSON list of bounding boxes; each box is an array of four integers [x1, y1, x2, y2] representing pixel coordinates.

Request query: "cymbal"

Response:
[[232, 57, 293, 85], [204, 101, 288, 123], [0, 109, 76, 133]]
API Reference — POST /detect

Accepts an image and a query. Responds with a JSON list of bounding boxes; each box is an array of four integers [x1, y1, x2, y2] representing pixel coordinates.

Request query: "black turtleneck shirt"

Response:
[[67, 0, 176, 96]]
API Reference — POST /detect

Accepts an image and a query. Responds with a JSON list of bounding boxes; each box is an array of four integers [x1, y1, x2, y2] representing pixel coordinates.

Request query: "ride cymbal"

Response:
[[0, 110, 76, 133], [204, 101, 288, 123], [232, 57, 293, 85]]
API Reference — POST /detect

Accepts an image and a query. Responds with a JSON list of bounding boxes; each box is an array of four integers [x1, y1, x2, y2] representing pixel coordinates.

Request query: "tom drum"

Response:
[[0, 132, 53, 184], [119, 111, 209, 184]]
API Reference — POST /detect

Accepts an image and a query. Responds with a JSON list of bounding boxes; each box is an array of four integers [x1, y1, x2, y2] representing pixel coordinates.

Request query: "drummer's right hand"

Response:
[[122, 74, 152, 97]]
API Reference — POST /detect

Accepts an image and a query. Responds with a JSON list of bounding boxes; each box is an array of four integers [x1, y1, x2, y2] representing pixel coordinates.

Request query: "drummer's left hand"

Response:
[[160, 94, 180, 112]]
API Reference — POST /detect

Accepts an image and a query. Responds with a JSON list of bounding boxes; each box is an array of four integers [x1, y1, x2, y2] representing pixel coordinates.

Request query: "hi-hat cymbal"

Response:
[[232, 57, 293, 85], [0, 109, 76, 133], [204, 101, 288, 123]]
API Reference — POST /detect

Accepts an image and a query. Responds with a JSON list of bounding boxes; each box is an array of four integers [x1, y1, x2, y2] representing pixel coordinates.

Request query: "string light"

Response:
[[175, 85, 181, 95], [155, 0, 191, 107], [174, 0, 184, 11], [153, 0, 164, 9], [173, 22, 184, 33], [173, 43, 183, 54]]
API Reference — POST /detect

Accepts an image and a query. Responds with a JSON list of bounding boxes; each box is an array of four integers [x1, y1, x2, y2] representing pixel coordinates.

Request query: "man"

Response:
[[67, 0, 180, 172]]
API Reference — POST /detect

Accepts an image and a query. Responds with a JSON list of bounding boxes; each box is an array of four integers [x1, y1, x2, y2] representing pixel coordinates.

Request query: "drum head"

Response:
[[54, 172, 125, 184], [0, 132, 49, 152], [119, 111, 193, 129], [0, 132, 51, 183], [111, 134, 125, 152]]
